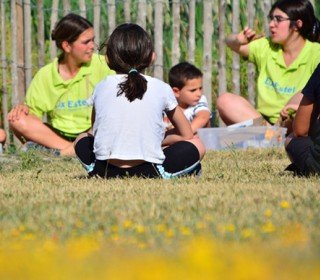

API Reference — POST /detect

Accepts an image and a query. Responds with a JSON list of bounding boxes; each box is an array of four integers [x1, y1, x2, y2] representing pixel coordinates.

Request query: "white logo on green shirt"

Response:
[[264, 77, 296, 95]]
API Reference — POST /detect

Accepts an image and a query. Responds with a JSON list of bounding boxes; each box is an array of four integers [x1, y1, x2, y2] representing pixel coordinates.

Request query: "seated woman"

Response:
[[7, 13, 113, 156], [217, 0, 320, 128], [285, 65, 320, 176]]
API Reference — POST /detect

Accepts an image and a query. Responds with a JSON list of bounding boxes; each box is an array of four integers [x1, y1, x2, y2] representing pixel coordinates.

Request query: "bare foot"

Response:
[[60, 143, 75, 156]]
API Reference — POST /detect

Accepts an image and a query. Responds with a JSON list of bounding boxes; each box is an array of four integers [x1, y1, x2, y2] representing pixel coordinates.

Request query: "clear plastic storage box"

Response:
[[197, 126, 287, 150]]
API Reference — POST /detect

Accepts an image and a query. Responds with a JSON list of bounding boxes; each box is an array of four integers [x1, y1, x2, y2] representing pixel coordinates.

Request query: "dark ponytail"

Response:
[[103, 23, 154, 102], [118, 70, 148, 102]]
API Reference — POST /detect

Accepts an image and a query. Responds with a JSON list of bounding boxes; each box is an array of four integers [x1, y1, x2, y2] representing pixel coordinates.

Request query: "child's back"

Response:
[[74, 23, 205, 179], [90, 74, 176, 163]]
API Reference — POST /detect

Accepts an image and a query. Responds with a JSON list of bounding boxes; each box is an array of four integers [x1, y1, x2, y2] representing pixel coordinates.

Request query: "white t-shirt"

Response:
[[183, 95, 211, 122], [88, 74, 178, 164], [163, 95, 211, 128]]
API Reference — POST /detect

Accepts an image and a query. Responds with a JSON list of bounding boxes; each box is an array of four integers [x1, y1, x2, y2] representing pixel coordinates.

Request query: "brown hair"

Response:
[[51, 13, 93, 50]]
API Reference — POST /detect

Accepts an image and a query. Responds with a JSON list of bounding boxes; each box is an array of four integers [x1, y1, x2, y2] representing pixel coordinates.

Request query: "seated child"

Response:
[[74, 23, 205, 179], [285, 64, 320, 176], [166, 62, 211, 133]]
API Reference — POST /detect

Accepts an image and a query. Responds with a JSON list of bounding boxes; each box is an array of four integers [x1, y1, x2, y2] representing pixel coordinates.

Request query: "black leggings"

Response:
[[75, 136, 201, 179]]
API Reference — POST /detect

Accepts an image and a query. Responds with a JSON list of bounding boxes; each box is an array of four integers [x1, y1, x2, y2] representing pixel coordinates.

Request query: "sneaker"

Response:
[[22, 141, 61, 156]]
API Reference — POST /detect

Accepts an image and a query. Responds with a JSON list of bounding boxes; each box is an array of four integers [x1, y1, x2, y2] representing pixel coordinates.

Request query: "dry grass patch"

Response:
[[0, 148, 319, 278]]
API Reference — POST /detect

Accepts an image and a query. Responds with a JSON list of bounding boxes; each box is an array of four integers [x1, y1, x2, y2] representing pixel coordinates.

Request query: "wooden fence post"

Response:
[[203, 0, 213, 111], [247, 0, 256, 106], [154, 0, 164, 80], [107, 0, 116, 36], [37, 0, 45, 68], [79, 0, 86, 18], [124, 0, 131, 22], [93, 0, 101, 46], [9, 0, 16, 108], [232, 0, 240, 94], [63, 0, 71, 15], [17, 0, 25, 103], [137, 0, 147, 30], [24, 0, 32, 88], [188, 0, 196, 64], [50, 0, 59, 60], [1, 1, 8, 137], [218, 0, 226, 95], [263, 0, 271, 37], [172, 0, 180, 66]]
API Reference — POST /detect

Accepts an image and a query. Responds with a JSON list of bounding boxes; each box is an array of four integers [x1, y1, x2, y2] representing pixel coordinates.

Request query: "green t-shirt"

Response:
[[26, 54, 114, 136], [249, 38, 320, 124]]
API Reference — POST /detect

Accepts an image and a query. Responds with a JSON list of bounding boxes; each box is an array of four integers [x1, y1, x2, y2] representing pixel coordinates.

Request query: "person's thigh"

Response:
[[286, 136, 320, 176], [74, 136, 96, 173], [217, 93, 261, 125], [160, 141, 201, 177]]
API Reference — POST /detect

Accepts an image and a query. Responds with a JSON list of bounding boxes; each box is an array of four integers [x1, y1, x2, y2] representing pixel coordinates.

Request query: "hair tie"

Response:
[[128, 68, 138, 74]]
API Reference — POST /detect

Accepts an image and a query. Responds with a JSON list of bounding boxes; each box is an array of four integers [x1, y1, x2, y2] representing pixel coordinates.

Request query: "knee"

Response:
[[284, 133, 294, 149], [216, 93, 233, 113], [0, 129, 6, 144], [74, 132, 93, 147], [189, 136, 206, 160], [8, 115, 29, 134]]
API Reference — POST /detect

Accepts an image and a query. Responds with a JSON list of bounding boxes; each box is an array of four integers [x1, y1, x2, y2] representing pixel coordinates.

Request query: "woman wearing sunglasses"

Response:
[[217, 0, 320, 129]]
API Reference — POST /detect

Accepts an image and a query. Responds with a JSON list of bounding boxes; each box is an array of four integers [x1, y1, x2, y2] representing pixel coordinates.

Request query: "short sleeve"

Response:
[[302, 63, 320, 106], [193, 95, 211, 115], [248, 37, 270, 70], [25, 72, 46, 119], [164, 84, 178, 112]]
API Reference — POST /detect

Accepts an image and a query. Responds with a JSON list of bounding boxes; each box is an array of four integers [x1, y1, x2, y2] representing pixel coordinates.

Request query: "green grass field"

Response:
[[0, 148, 319, 279]]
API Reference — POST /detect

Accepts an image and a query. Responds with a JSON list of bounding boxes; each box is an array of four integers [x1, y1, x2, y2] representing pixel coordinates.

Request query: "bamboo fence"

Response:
[[1, 0, 316, 138]]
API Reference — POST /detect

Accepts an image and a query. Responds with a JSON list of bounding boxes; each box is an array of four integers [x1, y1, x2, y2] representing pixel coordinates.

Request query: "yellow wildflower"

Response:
[[280, 201, 290, 209], [180, 226, 191, 236], [264, 209, 273, 218], [155, 224, 166, 233], [11, 228, 20, 237], [196, 222, 206, 230], [111, 225, 118, 233], [225, 224, 235, 232], [18, 225, 26, 232], [241, 228, 254, 239], [123, 220, 133, 229], [261, 221, 276, 233], [135, 225, 145, 234], [166, 229, 174, 238]]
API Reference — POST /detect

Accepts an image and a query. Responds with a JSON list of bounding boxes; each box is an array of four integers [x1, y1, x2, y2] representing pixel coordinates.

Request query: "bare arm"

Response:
[[225, 27, 257, 58], [7, 104, 30, 122], [190, 110, 211, 133], [293, 96, 314, 137], [86, 107, 95, 135], [162, 106, 193, 146], [280, 92, 303, 119]]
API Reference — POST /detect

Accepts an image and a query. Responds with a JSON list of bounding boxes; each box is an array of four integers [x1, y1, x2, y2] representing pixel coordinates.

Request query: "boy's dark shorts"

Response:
[[286, 136, 320, 176]]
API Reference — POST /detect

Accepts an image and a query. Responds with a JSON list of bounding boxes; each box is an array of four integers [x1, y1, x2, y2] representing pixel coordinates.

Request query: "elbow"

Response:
[[184, 132, 194, 141], [293, 126, 308, 137]]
